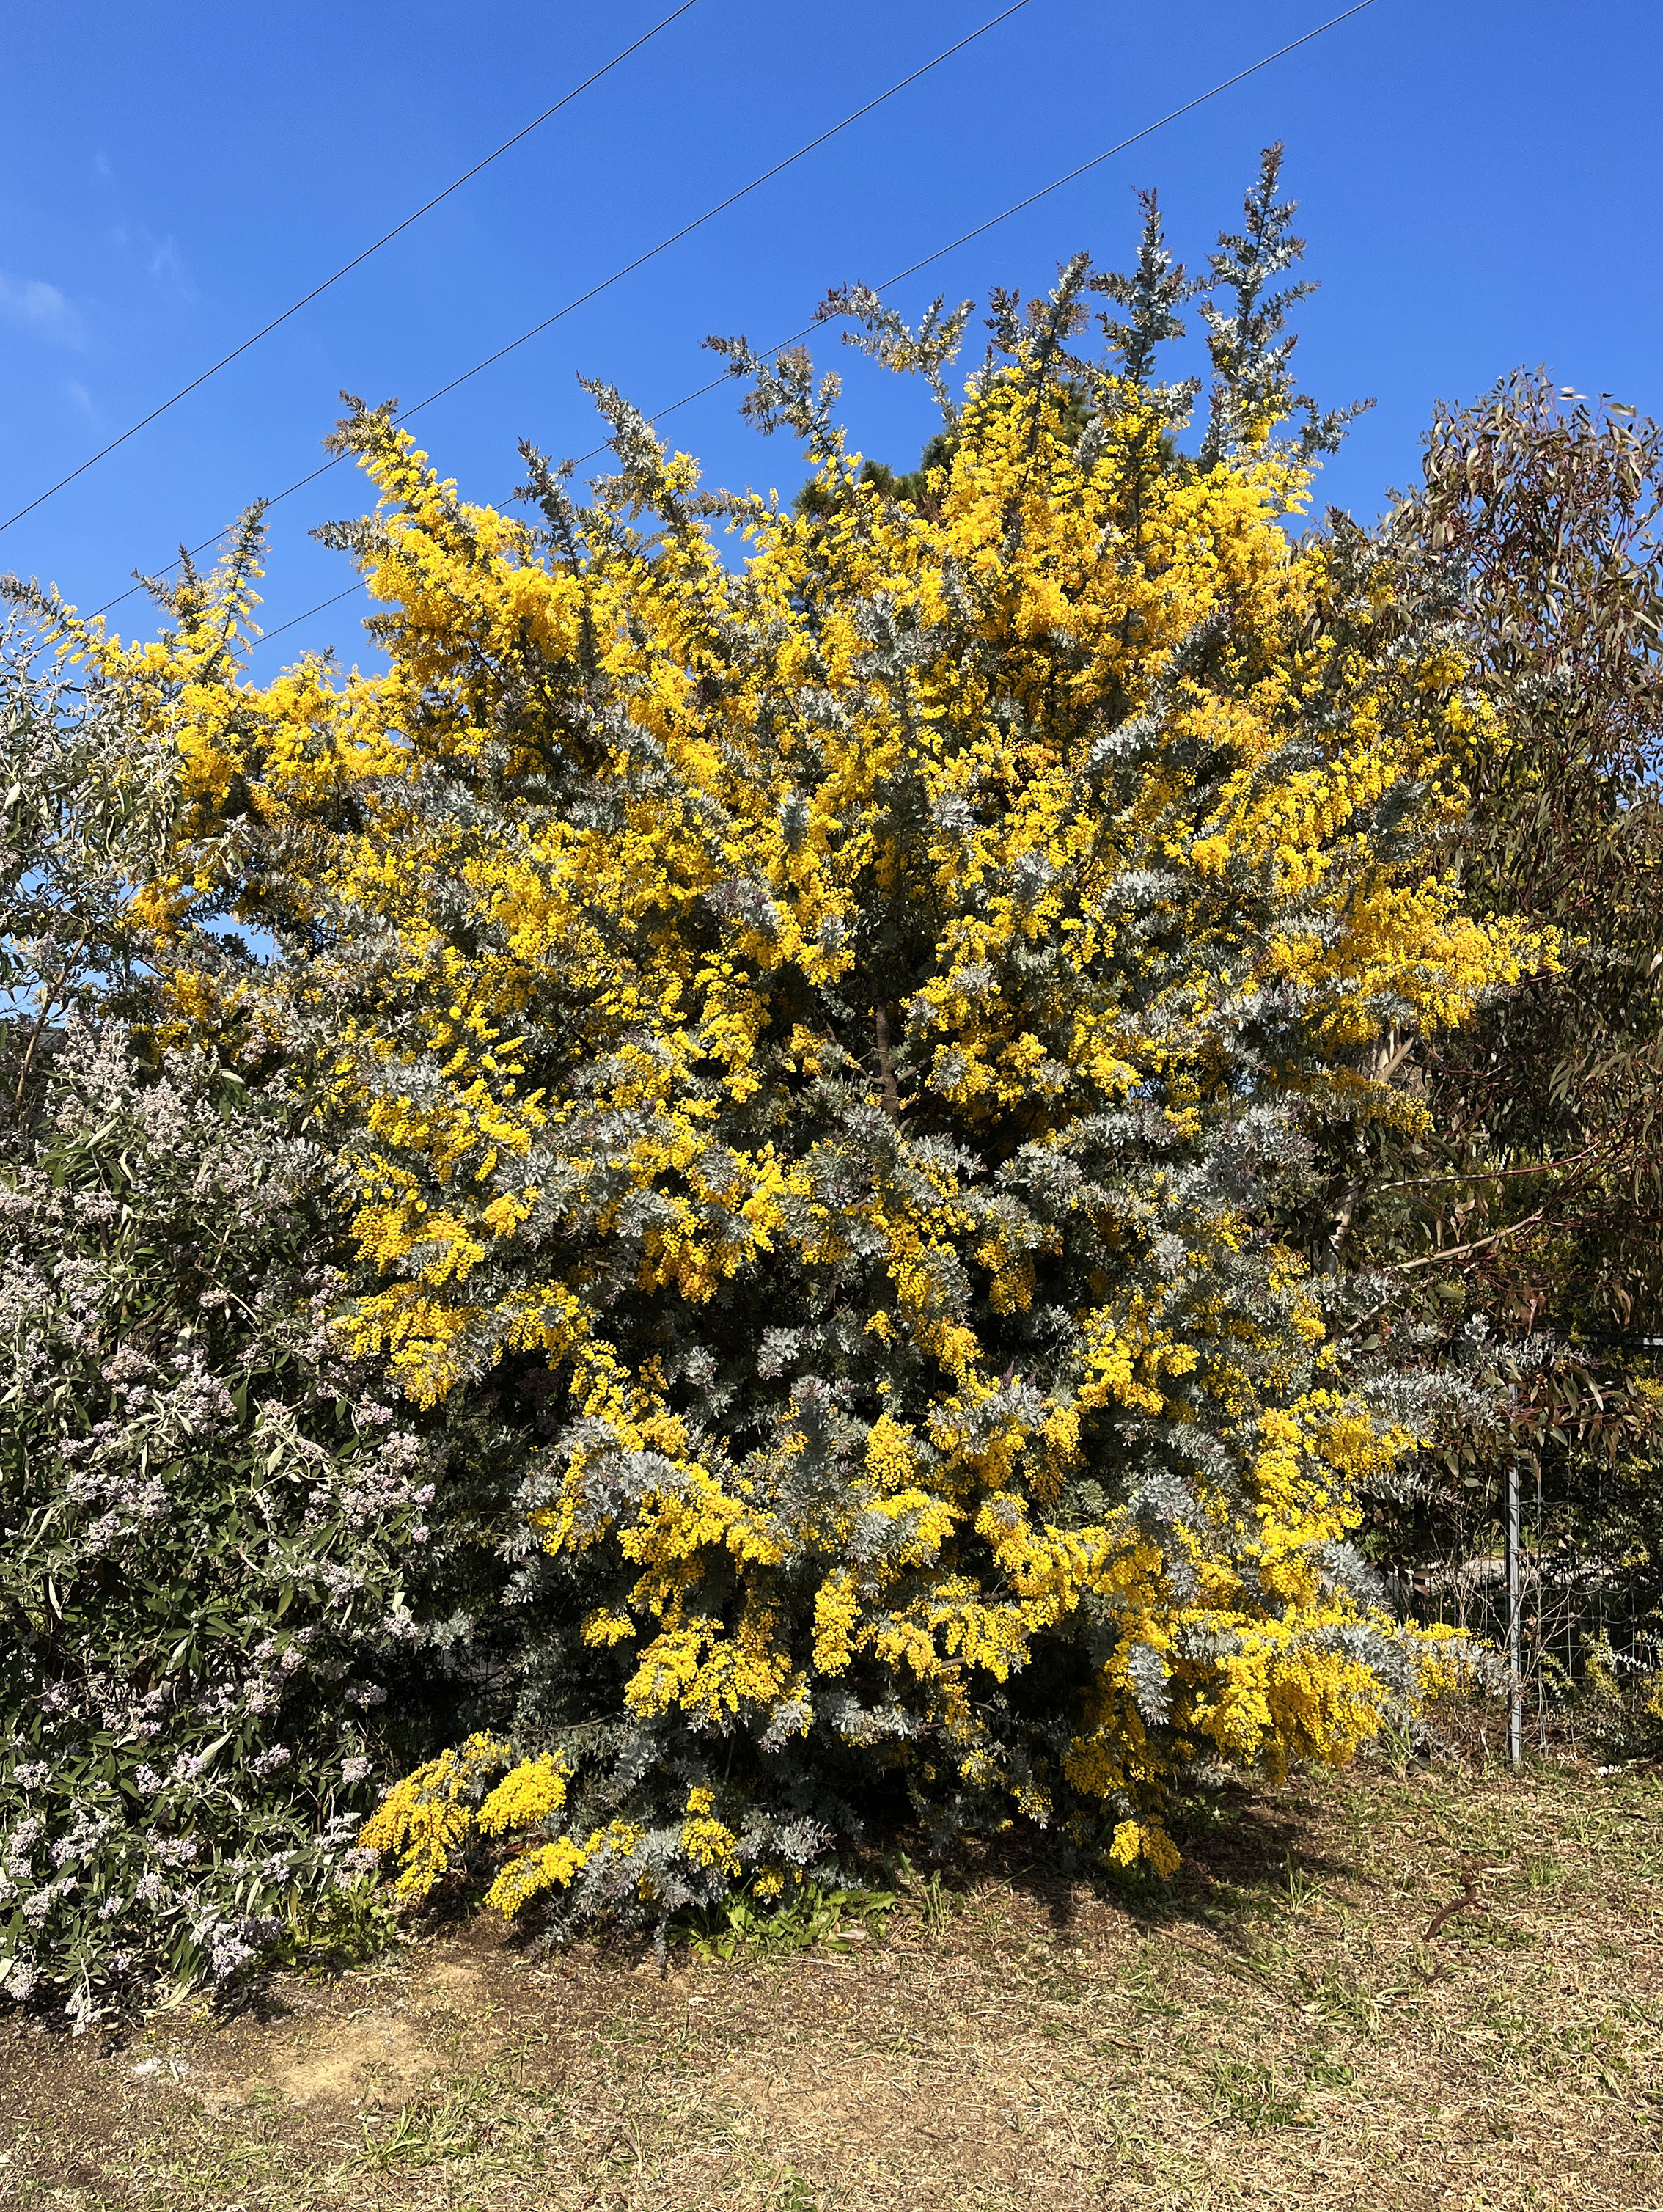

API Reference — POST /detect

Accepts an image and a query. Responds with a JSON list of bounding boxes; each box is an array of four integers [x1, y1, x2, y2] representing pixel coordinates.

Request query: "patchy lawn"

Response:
[[4, 1751, 1662, 2211]]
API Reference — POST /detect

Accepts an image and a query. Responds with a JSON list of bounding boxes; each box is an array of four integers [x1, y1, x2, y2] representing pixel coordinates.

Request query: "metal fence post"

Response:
[[1507, 1457, 1524, 1770]]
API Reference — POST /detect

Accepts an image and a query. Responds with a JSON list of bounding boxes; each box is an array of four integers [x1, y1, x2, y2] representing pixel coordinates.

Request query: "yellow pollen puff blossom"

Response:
[[356, 1734, 513, 1900], [89, 271, 1535, 1894]]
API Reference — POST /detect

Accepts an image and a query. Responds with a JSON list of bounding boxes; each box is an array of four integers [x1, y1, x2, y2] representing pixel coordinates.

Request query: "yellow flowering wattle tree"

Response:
[[64, 160, 1526, 1920]]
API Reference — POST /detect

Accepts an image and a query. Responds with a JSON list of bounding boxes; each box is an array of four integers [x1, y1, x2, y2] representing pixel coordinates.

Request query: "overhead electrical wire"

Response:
[[0, 0, 704, 542], [249, 0, 1381, 656], [562, 0, 1385, 472], [84, 0, 1038, 625]]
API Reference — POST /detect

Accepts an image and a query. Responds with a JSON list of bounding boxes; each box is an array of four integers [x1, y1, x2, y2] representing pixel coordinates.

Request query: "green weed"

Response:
[[269, 1873, 404, 1974], [1374, 1720, 1419, 1779], [676, 1880, 895, 1960], [1310, 1962, 1380, 2034], [892, 1851, 952, 1935], [1208, 2059, 1309, 2130], [354, 2097, 482, 2175], [768, 2169, 821, 2212], [1282, 1853, 1324, 1915]]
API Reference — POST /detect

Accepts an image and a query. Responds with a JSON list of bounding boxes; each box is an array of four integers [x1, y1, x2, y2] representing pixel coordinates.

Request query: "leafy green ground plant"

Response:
[[675, 1878, 896, 1960]]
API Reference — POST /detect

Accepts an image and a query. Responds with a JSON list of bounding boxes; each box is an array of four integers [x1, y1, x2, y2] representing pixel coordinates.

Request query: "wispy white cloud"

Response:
[[110, 224, 197, 301], [0, 271, 84, 347], [65, 379, 95, 417], [146, 234, 194, 298]]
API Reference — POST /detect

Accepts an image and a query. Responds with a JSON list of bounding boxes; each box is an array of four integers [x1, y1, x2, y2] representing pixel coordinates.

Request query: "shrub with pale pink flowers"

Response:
[[0, 634, 440, 2028], [0, 1021, 438, 2026]]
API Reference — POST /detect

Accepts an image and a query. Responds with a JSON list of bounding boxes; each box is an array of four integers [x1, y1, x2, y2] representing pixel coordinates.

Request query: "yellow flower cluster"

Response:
[[357, 1733, 511, 1900], [67, 326, 1527, 1879], [356, 1735, 641, 1919]]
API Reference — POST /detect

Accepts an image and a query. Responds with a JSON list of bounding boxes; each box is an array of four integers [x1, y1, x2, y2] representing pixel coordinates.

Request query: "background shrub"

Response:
[[0, 1022, 438, 2027], [0, 637, 444, 2028]]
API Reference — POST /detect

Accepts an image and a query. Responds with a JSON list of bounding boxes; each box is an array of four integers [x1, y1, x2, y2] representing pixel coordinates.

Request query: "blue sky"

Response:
[[1, 0, 1657, 670]]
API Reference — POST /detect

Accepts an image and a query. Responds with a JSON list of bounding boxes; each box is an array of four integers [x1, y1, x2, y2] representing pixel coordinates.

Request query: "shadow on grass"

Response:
[[914, 1771, 1365, 1960], [260, 1759, 1390, 1997]]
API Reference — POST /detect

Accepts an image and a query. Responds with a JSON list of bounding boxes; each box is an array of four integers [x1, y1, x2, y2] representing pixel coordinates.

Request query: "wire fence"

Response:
[[1381, 1463, 1663, 1754]]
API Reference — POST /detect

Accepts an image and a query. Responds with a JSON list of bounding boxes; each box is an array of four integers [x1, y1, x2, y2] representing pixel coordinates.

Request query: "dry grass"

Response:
[[4, 1749, 1662, 2211]]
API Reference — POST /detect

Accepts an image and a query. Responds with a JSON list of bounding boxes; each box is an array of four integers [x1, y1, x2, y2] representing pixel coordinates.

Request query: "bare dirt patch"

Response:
[[203, 2007, 438, 2114], [2, 1757, 1661, 2210]]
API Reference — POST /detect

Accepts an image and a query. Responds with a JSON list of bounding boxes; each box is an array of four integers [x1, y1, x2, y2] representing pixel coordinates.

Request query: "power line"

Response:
[[851, 1, 1381, 298], [573, 0, 1386, 464], [257, 585, 367, 648], [385, 2, 1040, 432], [0, 3, 703, 543], [8, 7, 706, 546], [87, 0, 1038, 626], [249, 0, 1381, 657]]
